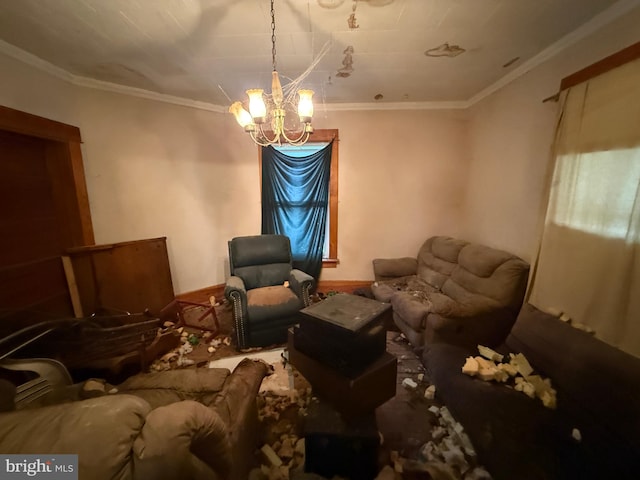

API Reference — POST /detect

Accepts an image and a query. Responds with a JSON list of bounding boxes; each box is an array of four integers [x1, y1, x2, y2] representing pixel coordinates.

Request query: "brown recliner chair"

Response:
[[0, 357, 269, 480]]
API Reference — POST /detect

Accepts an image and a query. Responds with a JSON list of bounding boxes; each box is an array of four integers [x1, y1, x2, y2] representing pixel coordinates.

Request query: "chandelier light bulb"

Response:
[[229, 101, 254, 129], [297, 90, 314, 123], [228, 0, 313, 146], [247, 89, 267, 124]]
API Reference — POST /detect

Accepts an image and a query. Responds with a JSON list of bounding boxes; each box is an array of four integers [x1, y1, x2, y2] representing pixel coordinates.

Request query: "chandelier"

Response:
[[229, 0, 315, 146]]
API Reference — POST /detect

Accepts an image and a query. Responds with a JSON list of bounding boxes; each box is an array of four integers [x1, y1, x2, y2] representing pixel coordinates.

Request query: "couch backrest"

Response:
[[506, 303, 640, 465], [440, 243, 529, 310], [228, 235, 292, 290], [417, 236, 468, 289]]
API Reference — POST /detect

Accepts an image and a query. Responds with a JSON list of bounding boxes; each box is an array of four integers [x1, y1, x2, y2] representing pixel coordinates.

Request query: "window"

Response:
[[550, 149, 640, 239], [259, 129, 339, 268], [528, 45, 640, 357]]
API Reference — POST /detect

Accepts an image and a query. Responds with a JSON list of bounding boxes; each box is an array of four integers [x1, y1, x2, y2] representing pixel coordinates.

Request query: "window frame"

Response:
[[259, 129, 339, 268]]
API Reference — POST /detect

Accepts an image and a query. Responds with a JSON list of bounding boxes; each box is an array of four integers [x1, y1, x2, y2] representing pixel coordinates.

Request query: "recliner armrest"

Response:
[[289, 269, 315, 305], [0, 395, 152, 479], [372, 257, 417, 281], [224, 276, 247, 300], [133, 400, 231, 479]]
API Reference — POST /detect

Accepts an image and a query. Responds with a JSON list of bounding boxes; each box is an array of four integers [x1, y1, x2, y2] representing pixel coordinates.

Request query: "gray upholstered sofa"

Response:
[[424, 303, 640, 480], [371, 236, 529, 349]]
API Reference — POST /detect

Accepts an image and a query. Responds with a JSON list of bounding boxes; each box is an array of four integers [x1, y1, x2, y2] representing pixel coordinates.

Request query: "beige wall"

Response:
[[74, 90, 260, 294], [2, 6, 638, 293], [76, 97, 469, 291], [462, 7, 640, 263], [312, 109, 469, 282], [1, 52, 468, 292], [0, 53, 78, 125]]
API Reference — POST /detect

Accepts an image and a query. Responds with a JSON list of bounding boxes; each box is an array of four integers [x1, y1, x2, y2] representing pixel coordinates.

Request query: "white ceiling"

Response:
[[0, 0, 632, 109]]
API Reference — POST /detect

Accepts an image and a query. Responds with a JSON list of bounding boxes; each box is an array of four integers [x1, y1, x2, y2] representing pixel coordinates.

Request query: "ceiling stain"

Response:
[[336, 46, 354, 78], [425, 43, 466, 58]]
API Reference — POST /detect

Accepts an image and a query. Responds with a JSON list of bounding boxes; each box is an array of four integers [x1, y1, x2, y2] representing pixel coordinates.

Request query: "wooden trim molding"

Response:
[[0, 105, 94, 246], [0, 105, 82, 143], [316, 280, 371, 294], [176, 285, 226, 305], [326, 131, 339, 265], [560, 40, 640, 91]]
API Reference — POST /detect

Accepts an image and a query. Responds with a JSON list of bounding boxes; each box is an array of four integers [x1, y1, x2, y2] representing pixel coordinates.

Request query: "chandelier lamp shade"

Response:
[[229, 0, 314, 146]]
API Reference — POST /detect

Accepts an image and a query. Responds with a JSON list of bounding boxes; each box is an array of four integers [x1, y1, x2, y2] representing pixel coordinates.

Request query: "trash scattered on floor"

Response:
[[148, 321, 235, 372], [462, 346, 557, 409], [402, 378, 418, 389], [253, 362, 318, 480], [146, 307, 494, 480]]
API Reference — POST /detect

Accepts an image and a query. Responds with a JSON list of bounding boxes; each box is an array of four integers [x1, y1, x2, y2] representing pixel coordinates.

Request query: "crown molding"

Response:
[[72, 76, 226, 113], [0, 39, 75, 83], [1, 0, 636, 113], [467, 0, 640, 106], [322, 100, 469, 111]]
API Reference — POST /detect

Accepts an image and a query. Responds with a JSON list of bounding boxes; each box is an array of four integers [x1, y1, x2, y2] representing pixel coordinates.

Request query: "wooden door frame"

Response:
[[0, 105, 94, 246]]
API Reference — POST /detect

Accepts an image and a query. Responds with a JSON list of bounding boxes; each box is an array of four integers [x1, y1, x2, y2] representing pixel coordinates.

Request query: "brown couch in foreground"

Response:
[[424, 304, 640, 480], [0, 358, 269, 480], [371, 236, 529, 349]]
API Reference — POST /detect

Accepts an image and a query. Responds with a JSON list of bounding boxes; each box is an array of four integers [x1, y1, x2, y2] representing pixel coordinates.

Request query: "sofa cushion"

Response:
[[417, 236, 467, 289], [371, 282, 399, 303], [424, 304, 640, 480], [229, 235, 291, 268], [117, 368, 230, 410], [246, 285, 302, 324], [0, 379, 15, 412], [505, 304, 640, 472], [0, 395, 152, 480], [229, 235, 293, 290], [442, 244, 529, 309], [373, 275, 438, 304], [233, 263, 291, 290], [391, 292, 432, 330], [423, 343, 580, 480]]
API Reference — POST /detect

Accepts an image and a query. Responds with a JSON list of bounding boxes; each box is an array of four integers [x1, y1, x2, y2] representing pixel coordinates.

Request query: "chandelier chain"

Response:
[[270, 0, 277, 72]]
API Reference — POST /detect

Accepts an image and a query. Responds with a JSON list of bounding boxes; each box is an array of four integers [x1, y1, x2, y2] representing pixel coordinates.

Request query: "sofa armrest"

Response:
[[289, 269, 315, 305], [372, 257, 417, 282], [213, 358, 270, 480], [426, 308, 517, 349], [133, 400, 231, 479]]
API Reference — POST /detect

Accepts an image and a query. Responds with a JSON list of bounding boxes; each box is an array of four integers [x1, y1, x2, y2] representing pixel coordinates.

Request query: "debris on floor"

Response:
[[253, 362, 317, 480], [145, 304, 494, 480], [462, 346, 557, 409], [148, 322, 235, 371]]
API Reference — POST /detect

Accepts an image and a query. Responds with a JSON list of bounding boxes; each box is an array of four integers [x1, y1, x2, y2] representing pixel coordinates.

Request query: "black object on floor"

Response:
[[296, 294, 391, 378], [304, 400, 380, 480]]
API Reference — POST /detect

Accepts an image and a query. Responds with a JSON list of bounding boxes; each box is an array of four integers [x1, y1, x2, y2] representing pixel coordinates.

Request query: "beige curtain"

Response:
[[529, 56, 640, 358]]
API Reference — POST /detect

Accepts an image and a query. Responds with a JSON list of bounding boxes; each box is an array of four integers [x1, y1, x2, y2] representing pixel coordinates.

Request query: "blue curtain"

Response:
[[261, 142, 333, 280]]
